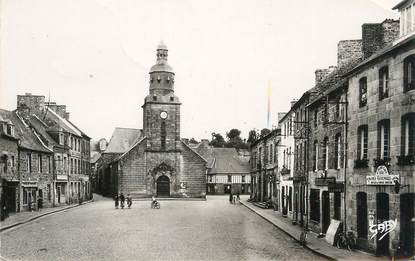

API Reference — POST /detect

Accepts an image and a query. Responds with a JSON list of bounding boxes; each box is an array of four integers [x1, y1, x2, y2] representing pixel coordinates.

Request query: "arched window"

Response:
[[404, 54, 415, 92]]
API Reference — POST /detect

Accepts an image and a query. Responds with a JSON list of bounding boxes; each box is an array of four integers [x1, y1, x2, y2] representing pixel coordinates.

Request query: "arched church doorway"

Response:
[[157, 176, 170, 197]]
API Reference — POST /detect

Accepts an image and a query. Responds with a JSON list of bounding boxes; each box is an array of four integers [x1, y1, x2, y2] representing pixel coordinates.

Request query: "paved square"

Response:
[[1, 196, 325, 261]]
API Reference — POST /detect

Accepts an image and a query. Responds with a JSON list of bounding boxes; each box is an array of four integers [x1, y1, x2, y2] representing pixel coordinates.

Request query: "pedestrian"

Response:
[[237, 192, 240, 202], [127, 194, 132, 209], [28, 196, 32, 212], [120, 193, 125, 209], [232, 194, 236, 204], [114, 194, 119, 209], [229, 192, 233, 204]]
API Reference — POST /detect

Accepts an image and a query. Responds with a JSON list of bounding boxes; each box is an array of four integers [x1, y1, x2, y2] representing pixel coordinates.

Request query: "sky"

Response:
[[0, 0, 400, 142]]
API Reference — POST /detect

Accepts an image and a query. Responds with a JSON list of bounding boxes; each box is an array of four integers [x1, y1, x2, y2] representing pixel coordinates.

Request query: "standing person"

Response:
[[114, 194, 119, 209], [120, 193, 125, 209], [28, 195, 32, 212], [229, 192, 233, 204], [127, 194, 132, 209], [236, 192, 240, 202]]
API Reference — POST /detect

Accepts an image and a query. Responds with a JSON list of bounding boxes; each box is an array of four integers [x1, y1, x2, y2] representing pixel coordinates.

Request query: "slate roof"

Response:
[[90, 151, 101, 164], [43, 107, 82, 137], [105, 128, 142, 154], [28, 115, 56, 146], [0, 109, 51, 153], [209, 148, 250, 174]]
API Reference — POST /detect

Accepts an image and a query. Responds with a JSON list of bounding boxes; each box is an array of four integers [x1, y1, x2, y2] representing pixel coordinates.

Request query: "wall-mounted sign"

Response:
[[369, 219, 397, 241], [375, 165, 389, 175], [22, 181, 38, 187], [367, 174, 399, 185], [328, 182, 344, 193], [315, 177, 335, 186]]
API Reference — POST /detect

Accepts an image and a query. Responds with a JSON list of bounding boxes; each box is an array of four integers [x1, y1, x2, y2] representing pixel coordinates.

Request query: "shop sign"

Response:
[[56, 175, 68, 181], [22, 181, 38, 187], [369, 219, 397, 241], [315, 177, 335, 186], [328, 182, 344, 193], [366, 170, 399, 186]]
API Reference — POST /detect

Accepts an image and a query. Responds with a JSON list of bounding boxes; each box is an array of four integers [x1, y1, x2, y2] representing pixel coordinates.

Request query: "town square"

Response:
[[0, 0, 414, 260]]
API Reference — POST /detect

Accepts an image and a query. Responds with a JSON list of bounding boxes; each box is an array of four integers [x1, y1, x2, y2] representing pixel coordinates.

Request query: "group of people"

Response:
[[229, 192, 240, 204], [114, 193, 133, 209]]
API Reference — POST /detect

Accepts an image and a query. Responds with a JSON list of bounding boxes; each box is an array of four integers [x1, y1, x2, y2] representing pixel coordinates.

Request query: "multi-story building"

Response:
[[344, 4, 414, 256], [0, 112, 20, 217], [250, 128, 280, 204], [205, 147, 251, 195], [15, 93, 91, 205], [278, 106, 295, 220], [0, 109, 54, 212]]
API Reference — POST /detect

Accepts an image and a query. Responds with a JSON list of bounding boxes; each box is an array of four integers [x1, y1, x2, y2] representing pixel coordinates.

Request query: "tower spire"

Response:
[[156, 41, 168, 64]]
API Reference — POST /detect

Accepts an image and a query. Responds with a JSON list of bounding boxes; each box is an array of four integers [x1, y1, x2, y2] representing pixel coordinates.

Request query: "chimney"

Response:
[[381, 19, 400, 46], [64, 112, 70, 120], [201, 139, 209, 146], [55, 105, 67, 119], [315, 69, 331, 85], [16, 104, 31, 121], [362, 23, 383, 59], [291, 99, 298, 108], [16, 94, 45, 115], [361, 20, 399, 59], [337, 40, 363, 67]]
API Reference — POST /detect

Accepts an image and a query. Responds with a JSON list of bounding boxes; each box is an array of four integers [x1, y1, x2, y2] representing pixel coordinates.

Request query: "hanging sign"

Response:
[[366, 165, 399, 185]]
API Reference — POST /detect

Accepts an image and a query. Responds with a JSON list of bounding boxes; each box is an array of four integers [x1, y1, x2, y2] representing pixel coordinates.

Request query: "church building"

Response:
[[100, 43, 207, 198]]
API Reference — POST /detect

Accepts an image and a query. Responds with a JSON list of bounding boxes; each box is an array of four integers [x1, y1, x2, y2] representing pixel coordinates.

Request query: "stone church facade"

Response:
[[107, 43, 207, 198]]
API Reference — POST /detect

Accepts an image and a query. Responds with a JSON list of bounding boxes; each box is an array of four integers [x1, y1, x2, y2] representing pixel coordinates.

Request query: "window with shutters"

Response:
[[402, 113, 415, 156], [359, 77, 367, 107], [404, 55, 415, 92], [314, 140, 319, 171], [334, 133, 342, 169], [379, 66, 389, 100], [377, 119, 390, 160], [357, 125, 368, 160], [323, 137, 329, 170]]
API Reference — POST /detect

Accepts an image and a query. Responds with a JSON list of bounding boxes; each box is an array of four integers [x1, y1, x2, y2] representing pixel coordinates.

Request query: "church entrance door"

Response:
[[156, 176, 170, 197]]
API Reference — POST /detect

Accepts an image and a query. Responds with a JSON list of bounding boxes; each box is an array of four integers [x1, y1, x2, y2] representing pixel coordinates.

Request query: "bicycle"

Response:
[[336, 231, 357, 251], [151, 200, 160, 209], [299, 228, 309, 246]]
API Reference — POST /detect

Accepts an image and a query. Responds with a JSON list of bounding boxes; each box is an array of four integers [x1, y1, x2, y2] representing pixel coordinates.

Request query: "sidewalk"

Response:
[[240, 200, 387, 261], [0, 200, 93, 232]]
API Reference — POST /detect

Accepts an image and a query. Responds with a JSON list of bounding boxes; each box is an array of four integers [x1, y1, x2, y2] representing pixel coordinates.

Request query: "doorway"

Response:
[[334, 192, 341, 220], [156, 176, 170, 197], [400, 193, 414, 257], [376, 193, 390, 256], [322, 191, 330, 234], [4, 185, 16, 212], [356, 192, 368, 239]]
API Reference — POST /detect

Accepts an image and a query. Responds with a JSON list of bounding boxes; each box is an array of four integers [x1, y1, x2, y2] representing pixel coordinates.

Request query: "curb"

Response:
[[240, 201, 336, 261], [0, 200, 93, 233]]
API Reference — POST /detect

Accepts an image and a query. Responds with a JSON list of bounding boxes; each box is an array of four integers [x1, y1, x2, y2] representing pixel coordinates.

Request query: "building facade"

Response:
[[100, 43, 207, 198]]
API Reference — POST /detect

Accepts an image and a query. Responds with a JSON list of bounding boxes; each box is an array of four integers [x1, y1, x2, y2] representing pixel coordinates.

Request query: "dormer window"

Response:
[[167, 76, 170, 83], [153, 96, 157, 101], [6, 123, 14, 136], [59, 133, 64, 145], [170, 97, 174, 102], [157, 75, 161, 83], [150, 77, 153, 84]]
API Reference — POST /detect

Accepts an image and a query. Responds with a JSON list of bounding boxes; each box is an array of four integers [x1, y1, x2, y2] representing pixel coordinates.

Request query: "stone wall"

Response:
[[346, 43, 415, 254], [337, 40, 363, 68]]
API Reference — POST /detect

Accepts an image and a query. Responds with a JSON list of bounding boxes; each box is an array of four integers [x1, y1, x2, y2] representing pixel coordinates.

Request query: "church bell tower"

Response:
[[142, 42, 181, 151]]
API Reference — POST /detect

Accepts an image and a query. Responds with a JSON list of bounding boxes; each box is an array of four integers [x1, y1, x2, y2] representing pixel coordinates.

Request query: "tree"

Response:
[[260, 128, 271, 138], [209, 132, 226, 147], [247, 129, 258, 144]]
